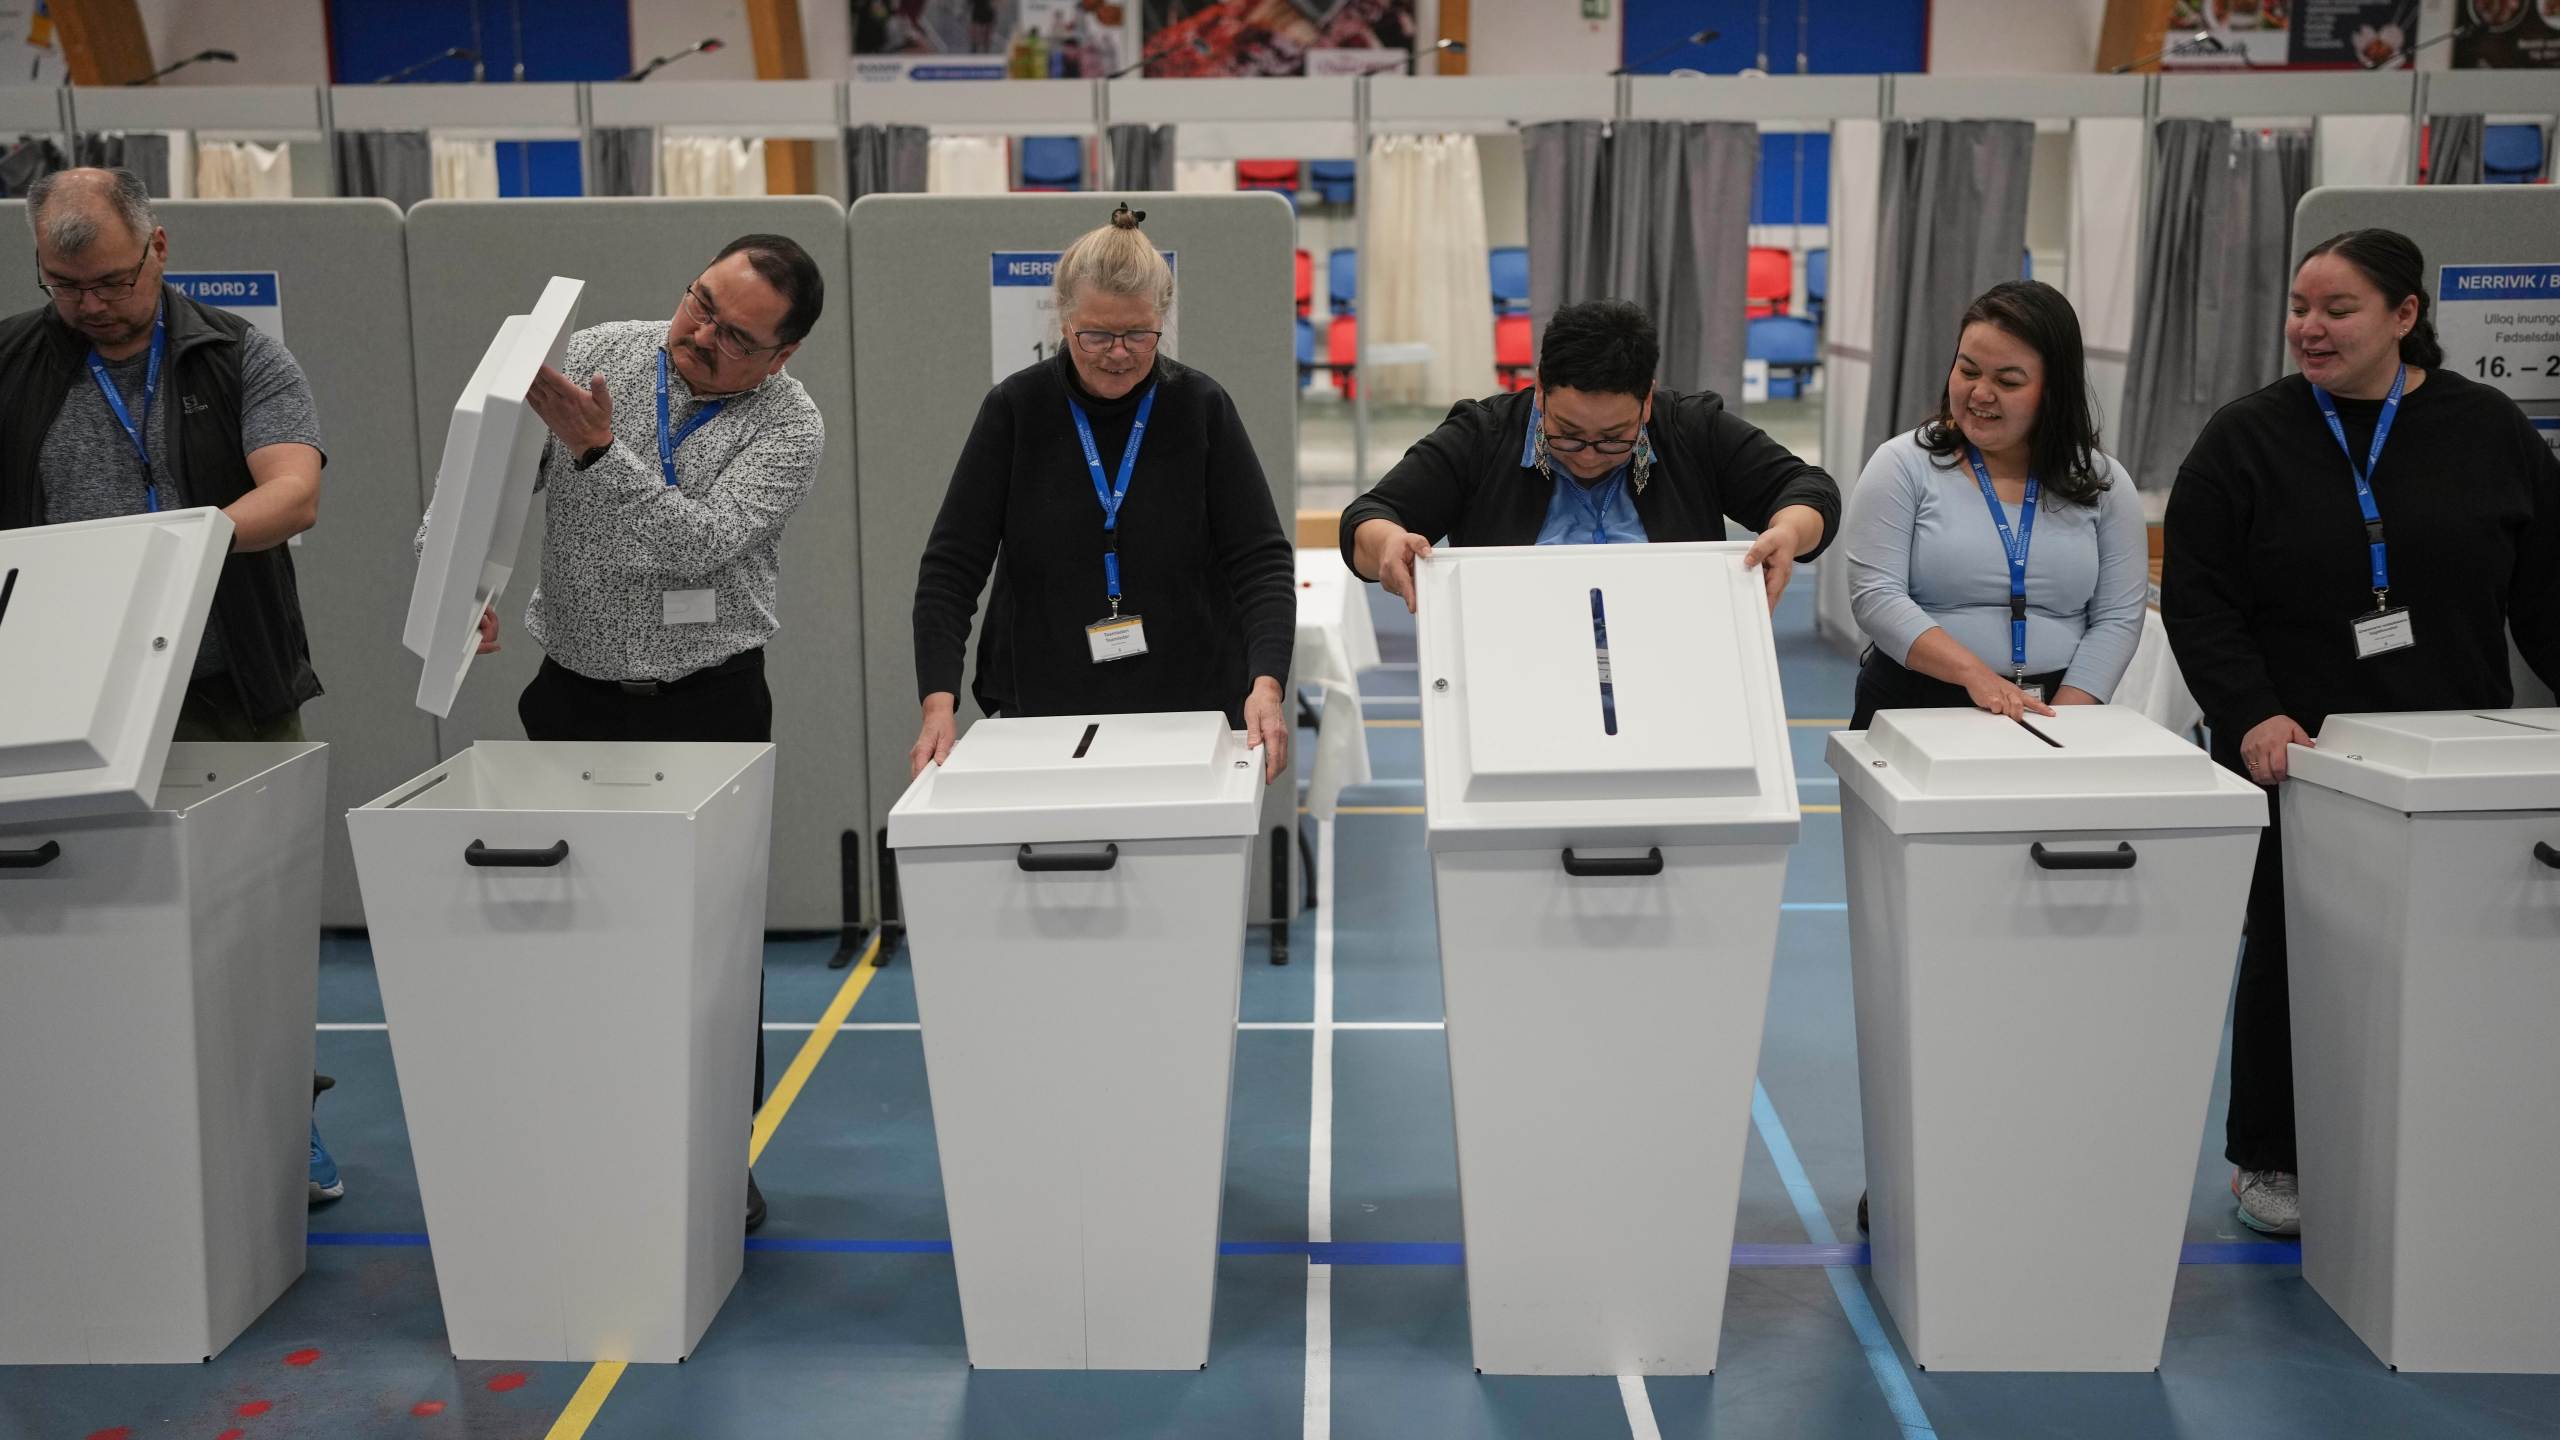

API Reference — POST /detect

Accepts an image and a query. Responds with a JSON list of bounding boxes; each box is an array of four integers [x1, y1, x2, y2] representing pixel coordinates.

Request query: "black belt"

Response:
[[552, 647, 763, 697]]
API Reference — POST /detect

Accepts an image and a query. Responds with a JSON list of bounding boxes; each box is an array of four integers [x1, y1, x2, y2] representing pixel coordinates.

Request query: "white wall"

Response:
[[134, 0, 332, 85], [1926, 0, 2103, 75], [630, 0, 851, 82], [1464, 0, 1617, 76]]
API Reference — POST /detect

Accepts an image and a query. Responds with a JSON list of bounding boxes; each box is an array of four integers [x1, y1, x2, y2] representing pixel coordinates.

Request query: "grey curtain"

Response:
[[75, 133, 167, 196], [332, 129, 434, 210], [1859, 119, 2036, 467], [0, 137, 65, 197], [2425, 114, 2484, 185], [592, 127, 655, 197], [2118, 120, 2312, 491], [1104, 124, 1175, 193], [846, 124, 928, 202], [1523, 119, 1756, 399]]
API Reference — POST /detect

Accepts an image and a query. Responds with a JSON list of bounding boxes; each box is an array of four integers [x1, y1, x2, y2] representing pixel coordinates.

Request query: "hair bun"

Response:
[[1110, 202, 1145, 229]]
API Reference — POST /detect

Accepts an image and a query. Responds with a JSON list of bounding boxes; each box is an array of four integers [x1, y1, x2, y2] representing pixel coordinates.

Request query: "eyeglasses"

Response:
[[678, 285, 786, 361], [1542, 429, 1638, 455], [1071, 328, 1163, 355], [37, 248, 152, 303]]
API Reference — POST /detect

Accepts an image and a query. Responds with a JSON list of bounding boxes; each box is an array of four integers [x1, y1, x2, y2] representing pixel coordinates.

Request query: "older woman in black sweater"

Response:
[[909, 205, 1296, 782], [2164, 227, 2560, 1237]]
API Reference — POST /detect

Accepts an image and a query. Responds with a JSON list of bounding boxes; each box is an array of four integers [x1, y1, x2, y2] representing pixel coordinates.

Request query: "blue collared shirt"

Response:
[[1525, 402, 1651, 547]]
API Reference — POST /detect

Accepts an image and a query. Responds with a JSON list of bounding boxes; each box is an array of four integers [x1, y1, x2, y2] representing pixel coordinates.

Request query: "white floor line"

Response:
[[1304, 816, 1337, 1440], [325, 1019, 1413, 1035], [1618, 1374, 1665, 1440]]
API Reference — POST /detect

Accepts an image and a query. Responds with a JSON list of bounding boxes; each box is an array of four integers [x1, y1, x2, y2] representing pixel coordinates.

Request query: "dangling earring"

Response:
[[1532, 426, 1555, 484], [1630, 431, 1654, 495]]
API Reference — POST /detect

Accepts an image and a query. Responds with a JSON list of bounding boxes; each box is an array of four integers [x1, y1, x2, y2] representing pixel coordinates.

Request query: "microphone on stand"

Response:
[[128, 49, 237, 86], [372, 46, 480, 84], [1612, 28, 1720, 76], [1106, 35, 1210, 79], [2108, 29, 2231, 74], [621, 37, 725, 82]]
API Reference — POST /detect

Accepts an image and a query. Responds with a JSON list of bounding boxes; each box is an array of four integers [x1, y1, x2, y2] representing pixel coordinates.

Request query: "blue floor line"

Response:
[[1753, 1079, 1940, 1440], [1780, 902, 1848, 912]]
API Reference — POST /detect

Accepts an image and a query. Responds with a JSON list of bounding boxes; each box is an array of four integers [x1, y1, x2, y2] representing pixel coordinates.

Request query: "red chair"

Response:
[[1745, 246, 1793, 319], [1327, 314, 1358, 398], [1495, 313, 1535, 392], [1294, 248, 1314, 317], [1236, 159, 1300, 193]]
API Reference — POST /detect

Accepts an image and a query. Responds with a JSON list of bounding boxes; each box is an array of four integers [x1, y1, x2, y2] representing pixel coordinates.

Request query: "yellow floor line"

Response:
[[1804, 804, 1841, 814], [1363, 718, 1421, 728], [1335, 804, 1426, 815], [543, 933, 886, 1439], [1787, 718, 1849, 728]]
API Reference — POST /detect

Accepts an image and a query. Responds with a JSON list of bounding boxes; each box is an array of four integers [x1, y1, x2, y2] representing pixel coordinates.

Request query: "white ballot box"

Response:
[[347, 742, 775, 1363], [890, 712, 1261, 1370], [2283, 709, 2560, 1373], [1828, 706, 2265, 1370], [1415, 542, 1798, 1376], [0, 508, 327, 1365]]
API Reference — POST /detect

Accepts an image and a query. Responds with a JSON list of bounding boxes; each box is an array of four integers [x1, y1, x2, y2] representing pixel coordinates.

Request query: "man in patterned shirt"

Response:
[[484, 234, 827, 1232]]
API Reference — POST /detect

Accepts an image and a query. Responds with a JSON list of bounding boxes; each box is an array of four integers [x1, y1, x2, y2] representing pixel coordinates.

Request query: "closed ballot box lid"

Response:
[[0, 507, 234, 824], [2290, 709, 2560, 814], [1414, 543, 1797, 852], [1827, 705, 2267, 836], [888, 711, 1264, 850]]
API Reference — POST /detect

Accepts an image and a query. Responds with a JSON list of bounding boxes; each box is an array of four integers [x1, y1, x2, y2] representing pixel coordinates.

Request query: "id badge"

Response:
[[2021, 681, 2050, 703], [662, 588, 717, 625], [1087, 613, 1148, 663], [2352, 606, 2416, 660]]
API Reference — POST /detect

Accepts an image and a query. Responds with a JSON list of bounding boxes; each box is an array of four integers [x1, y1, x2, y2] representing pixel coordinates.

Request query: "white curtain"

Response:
[[193, 141, 293, 199], [927, 136, 1010, 195], [2068, 116, 2146, 450], [430, 137, 500, 200], [659, 137, 768, 198], [1815, 117, 1882, 657], [2315, 114, 2413, 190], [1363, 132, 1496, 408], [1174, 157, 1235, 192]]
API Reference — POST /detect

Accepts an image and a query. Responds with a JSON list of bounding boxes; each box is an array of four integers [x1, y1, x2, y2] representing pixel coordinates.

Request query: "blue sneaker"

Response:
[[309, 1120, 344, 1205]]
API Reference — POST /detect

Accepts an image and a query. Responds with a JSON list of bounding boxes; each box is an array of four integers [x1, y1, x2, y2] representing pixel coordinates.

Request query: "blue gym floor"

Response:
[[10, 576, 2560, 1440]]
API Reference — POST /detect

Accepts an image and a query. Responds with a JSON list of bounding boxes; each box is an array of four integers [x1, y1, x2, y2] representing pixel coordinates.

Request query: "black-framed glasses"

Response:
[[37, 248, 152, 303], [1072, 328, 1162, 355], [679, 285, 786, 361], [1542, 428, 1638, 456]]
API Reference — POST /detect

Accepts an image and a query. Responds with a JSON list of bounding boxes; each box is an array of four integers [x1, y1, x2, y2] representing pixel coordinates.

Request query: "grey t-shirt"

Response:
[[39, 326, 326, 680]]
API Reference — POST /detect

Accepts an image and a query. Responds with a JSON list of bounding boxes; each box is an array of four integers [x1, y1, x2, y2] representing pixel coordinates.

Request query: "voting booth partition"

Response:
[[1416, 542, 1798, 1376], [403, 198, 865, 932], [0, 509, 328, 1365], [1827, 706, 2265, 1371], [0, 198, 433, 929], [849, 193, 1303, 945]]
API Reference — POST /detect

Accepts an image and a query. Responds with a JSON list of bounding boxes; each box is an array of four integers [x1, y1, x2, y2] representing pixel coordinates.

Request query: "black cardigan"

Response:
[[2161, 369, 2560, 754], [1336, 386, 1840, 566], [913, 350, 1295, 726]]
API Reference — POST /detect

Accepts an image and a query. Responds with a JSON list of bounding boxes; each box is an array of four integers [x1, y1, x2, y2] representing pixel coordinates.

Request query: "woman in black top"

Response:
[[1338, 300, 1839, 609], [910, 205, 1296, 780], [2164, 227, 2560, 1237]]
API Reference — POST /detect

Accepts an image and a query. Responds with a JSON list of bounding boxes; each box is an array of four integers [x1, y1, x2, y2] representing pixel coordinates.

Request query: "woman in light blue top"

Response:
[[1842, 280, 2148, 728]]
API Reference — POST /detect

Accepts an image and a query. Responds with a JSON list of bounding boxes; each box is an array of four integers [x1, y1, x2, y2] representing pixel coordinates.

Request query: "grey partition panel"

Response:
[[0, 198, 429, 928], [2294, 185, 2560, 707], [403, 198, 865, 930], [849, 192, 1300, 924]]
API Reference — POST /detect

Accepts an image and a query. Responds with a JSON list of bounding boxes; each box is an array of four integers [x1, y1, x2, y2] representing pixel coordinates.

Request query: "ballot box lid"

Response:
[[1827, 704, 2268, 836], [404, 276, 584, 718], [887, 711, 1265, 849], [1414, 543, 1798, 852], [2291, 709, 2560, 813], [0, 507, 234, 824]]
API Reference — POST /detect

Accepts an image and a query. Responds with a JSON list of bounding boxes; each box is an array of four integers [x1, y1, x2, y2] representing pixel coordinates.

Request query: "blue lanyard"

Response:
[[86, 310, 167, 513], [1965, 444, 2040, 683], [655, 349, 727, 489], [1069, 383, 1158, 613], [1569, 467, 1631, 545], [2310, 364, 2403, 606]]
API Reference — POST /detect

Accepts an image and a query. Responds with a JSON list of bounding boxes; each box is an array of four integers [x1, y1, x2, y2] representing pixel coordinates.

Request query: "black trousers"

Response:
[[518, 650, 774, 1112], [1848, 648, 2069, 730], [2220, 732, 2295, 1174]]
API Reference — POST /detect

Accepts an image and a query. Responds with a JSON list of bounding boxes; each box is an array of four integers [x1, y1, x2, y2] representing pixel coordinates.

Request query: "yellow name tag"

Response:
[[1087, 614, 1148, 663]]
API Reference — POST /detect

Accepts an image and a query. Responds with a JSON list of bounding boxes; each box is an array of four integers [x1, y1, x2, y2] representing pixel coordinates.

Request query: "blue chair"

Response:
[[1019, 136, 1084, 191], [1746, 315, 1821, 400], [1328, 247, 1356, 315], [2483, 124, 2545, 184], [1309, 159, 1356, 206], [2022, 248, 2034, 281], [1489, 246, 1530, 314], [1296, 314, 1317, 385], [1804, 247, 1828, 323]]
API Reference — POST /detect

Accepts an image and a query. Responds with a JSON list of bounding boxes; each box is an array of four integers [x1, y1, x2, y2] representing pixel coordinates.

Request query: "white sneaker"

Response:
[[2233, 1168, 2299, 1236]]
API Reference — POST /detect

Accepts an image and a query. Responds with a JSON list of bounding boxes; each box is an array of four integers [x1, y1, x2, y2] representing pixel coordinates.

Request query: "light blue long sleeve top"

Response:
[[1842, 429, 2149, 699]]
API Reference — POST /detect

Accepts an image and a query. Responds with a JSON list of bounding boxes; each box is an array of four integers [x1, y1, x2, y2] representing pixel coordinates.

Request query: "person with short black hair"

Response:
[[469, 231, 830, 1234], [2164, 226, 2560, 1238], [1340, 299, 1838, 609]]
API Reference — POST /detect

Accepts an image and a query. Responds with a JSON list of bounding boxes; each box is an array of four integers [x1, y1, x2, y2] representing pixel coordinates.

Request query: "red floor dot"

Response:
[[217, 1431, 246, 1440], [412, 1401, 447, 1418], [485, 1372, 528, 1393], [283, 1348, 322, 1367], [237, 1401, 275, 1417], [84, 1429, 131, 1440]]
